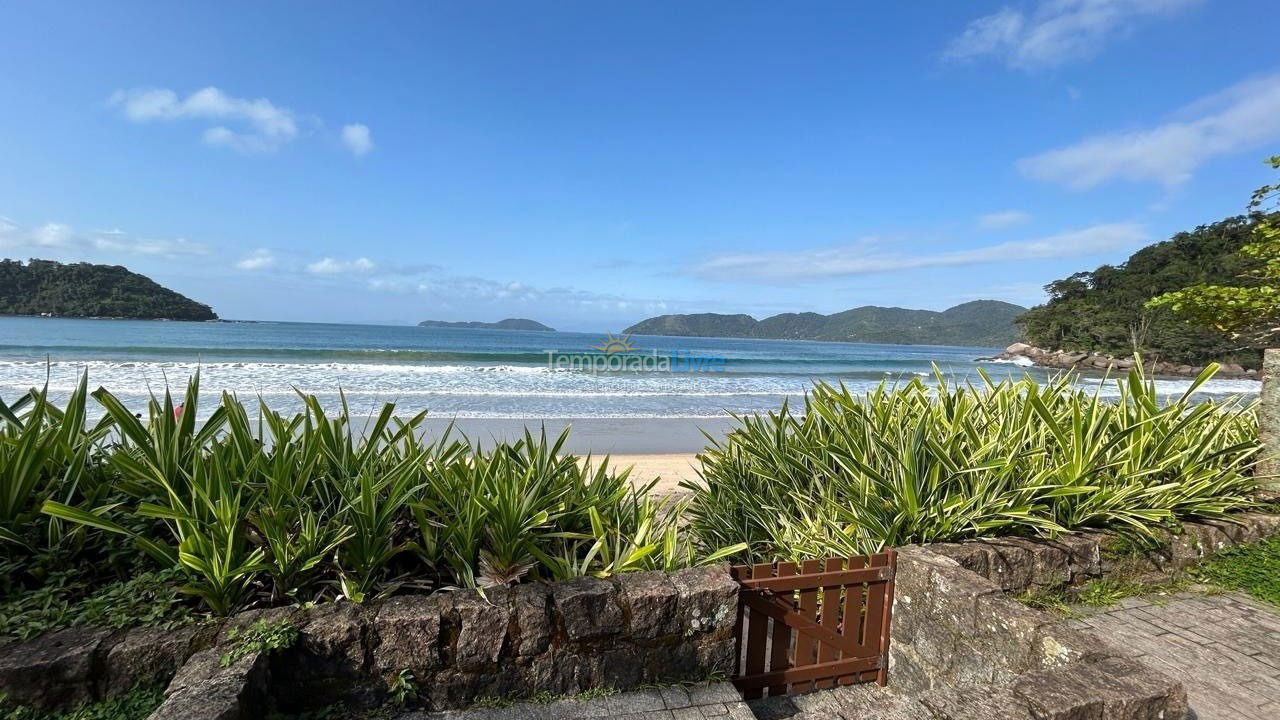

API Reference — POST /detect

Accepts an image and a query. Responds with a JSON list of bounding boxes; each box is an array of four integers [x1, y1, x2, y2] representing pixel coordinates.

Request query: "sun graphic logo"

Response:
[[592, 332, 637, 355]]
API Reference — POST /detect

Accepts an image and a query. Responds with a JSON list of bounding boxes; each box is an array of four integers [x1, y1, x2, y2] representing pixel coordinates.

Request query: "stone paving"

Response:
[[1067, 590, 1280, 720], [404, 682, 755, 720]]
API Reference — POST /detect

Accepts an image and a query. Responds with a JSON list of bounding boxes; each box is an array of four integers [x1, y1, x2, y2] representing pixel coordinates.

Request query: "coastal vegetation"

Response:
[[0, 365, 1262, 627], [623, 300, 1025, 346], [1147, 156, 1280, 348], [1, 374, 735, 625], [686, 365, 1260, 561], [1020, 156, 1280, 368], [417, 318, 554, 331], [0, 259, 217, 321], [1017, 215, 1265, 367]]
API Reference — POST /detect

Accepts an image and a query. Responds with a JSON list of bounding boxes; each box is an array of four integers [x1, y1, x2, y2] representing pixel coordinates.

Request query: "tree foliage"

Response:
[[1018, 215, 1265, 366], [1147, 156, 1280, 345], [0, 258, 216, 321]]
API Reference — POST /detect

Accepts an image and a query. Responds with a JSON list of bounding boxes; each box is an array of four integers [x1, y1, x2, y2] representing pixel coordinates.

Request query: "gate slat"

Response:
[[813, 557, 844, 689], [742, 562, 775, 699], [791, 558, 823, 693], [838, 555, 868, 686], [861, 552, 890, 686], [767, 562, 796, 696]]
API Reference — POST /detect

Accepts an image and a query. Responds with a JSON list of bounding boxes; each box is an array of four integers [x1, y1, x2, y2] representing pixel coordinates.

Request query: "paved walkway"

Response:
[[404, 682, 755, 719], [1067, 590, 1280, 720]]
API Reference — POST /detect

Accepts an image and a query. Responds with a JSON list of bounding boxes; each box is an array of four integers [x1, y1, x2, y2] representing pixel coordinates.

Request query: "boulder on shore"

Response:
[[984, 344, 1256, 379]]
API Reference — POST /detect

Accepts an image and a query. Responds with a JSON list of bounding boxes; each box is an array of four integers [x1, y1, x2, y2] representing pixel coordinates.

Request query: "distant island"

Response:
[[624, 300, 1025, 346], [417, 318, 555, 331], [0, 258, 217, 321]]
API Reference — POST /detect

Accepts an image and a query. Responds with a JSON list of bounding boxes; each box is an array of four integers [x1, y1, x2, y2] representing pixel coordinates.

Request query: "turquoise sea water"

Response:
[[0, 317, 1260, 419]]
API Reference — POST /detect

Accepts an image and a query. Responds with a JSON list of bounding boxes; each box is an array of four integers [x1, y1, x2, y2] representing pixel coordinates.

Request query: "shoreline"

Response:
[[987, 343, 1261, 380]]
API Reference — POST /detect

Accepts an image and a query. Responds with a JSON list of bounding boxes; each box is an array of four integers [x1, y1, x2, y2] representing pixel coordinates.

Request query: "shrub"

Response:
[[685, 363, 1260, 562], [17, 374, 740, 616]]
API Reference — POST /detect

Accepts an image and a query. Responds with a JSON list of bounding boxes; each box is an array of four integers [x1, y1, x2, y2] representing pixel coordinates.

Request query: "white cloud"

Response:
[[110, 86, 299, 154], [0, 218, 208, 258], [235, 249, 276, 271], [1018, 73, 1280, 189], [696, 223, 1147, 282], [978, 210, 1032, 229], [306, 256, 377, 275], [945, 0, 1200, 69], [91, 235, 207, 256], [33, 223, 74, 247], [341, 124, 373, 157]]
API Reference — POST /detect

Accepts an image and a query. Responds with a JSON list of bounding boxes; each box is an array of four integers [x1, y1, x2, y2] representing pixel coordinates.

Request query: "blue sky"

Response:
[[1, 0, 1278, 331]]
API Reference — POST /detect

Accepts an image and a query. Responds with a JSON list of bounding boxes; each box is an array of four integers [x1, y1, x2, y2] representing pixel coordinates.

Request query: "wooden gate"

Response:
[[729, 550, 896, 699]]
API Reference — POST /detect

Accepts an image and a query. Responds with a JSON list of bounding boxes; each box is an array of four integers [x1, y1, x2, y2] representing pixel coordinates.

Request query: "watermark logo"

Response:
[[545, 334, 727, 373], [591, 332, 637, 355]]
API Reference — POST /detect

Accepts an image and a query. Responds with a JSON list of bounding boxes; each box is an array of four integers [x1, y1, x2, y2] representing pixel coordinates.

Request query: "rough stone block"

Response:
[[270, 600, 374, 710], [371, 594, 445, 675], [1239, 512, 1280, 540], [151, 646, 269, 720], [298, 600, 369, 675], [450, 589, 511, 667], [1180, 522, 1233, 561], [1012, 655, 1188, 720], [888, 644, 936, 694], [968, 539, 1035, 591], [101, 624, 202, 699], [509, 583, 553, 657], [981, 537, 1069, 590], [969, 593, 1047, 674], [919, 685, 1034, 720], [924, 542, 990, 578], [669, 566, 737, 639], [0, 626, 110, 710], [553, 577, 623, 644], [613, 571, 679, 639], [1049, 533, 1103, 583]]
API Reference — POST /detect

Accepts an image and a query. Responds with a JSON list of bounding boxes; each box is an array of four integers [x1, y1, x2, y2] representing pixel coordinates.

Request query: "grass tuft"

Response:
[[1192, 534, 1280, 606]]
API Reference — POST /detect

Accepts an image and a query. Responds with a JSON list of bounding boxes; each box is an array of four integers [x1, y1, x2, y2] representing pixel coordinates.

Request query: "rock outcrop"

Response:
[[986, 343, 1257, 379]]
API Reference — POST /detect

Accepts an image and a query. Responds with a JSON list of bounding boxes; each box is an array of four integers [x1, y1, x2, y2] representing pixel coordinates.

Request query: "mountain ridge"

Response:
[[623, 300, 1025, 346]]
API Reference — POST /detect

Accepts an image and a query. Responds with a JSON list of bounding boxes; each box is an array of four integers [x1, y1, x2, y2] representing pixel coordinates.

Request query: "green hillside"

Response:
[[0, 259, 217, 321], [1018, 215, 1264, 366], [624, 300, 1025, 346]]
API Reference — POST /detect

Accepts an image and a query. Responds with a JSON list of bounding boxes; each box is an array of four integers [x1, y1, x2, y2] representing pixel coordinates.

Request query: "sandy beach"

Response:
[[611, 453, 701, 495], [418, 418, 714, 496]]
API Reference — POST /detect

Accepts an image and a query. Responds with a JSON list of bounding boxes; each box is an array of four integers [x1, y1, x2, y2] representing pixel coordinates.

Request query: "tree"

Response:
[[1147, 156, 1280, 345]]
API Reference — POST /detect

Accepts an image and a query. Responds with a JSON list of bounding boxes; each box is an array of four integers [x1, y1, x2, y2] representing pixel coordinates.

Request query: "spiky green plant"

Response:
[[686, 363, 1261, 562], [32, 376, 736, 615]]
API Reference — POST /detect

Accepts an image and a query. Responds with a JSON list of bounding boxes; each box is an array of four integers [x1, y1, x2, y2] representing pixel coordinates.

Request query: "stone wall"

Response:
[[0, 566, 739, 718], [923, 512, 1280, 593], [885, 546, 1188, 719], [4, 514, 1277, 719]]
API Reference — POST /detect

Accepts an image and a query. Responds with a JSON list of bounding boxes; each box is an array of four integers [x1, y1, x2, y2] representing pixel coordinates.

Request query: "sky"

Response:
[[1, 0, 1278, 332]]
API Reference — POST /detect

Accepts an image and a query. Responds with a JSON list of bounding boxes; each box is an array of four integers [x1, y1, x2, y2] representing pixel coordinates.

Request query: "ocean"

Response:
[[0, 316, 1261, 421]]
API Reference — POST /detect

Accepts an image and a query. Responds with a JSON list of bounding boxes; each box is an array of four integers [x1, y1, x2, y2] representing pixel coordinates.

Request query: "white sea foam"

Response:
[[0, 357, 1258, 420], [981, 356, 1035, 367]]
